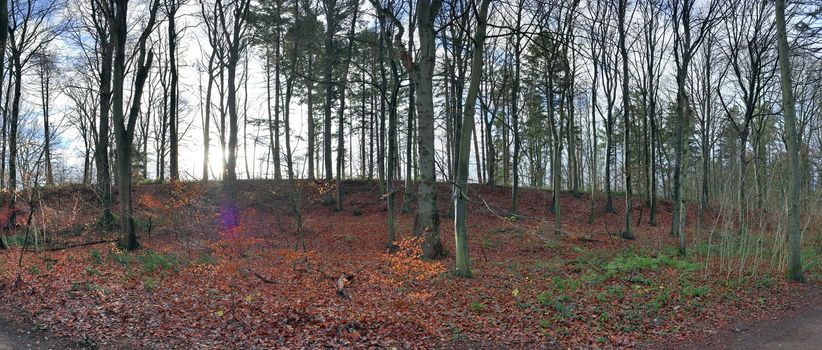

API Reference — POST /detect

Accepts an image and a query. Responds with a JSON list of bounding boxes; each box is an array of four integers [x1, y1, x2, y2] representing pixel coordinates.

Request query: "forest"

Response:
[[0, 0, 820, 348]]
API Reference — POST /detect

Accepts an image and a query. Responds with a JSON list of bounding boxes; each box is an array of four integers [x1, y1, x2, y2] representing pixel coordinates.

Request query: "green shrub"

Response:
[[552, 277, 580, 293], [756, 274, 773, 288], [470, 300, 487, 313], [481, 237, 495, 250], [139, 250, 184, 274], [581, 269, 611, 285], [606, 253, 698, 273], [110, 250, 131, 268], [650, 289, 671, 310], [606, 285, 625, 299], [449, 325, 465, 341], [552, 301, 574, 319], [143, 277, 157, 292], [90, 249, 102, 265], [538, 319, 551, 329], [683, 285, 710, 298], [537, 291, 554, 306]]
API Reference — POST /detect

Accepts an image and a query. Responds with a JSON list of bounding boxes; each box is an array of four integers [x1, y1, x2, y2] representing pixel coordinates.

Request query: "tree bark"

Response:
[[412, 0, 444, 259], [618, 0, 634, 240], [167, 0, 180, 180], [322, 0, 336, 182], [775, 0, 805, 282], [453, 0, 490, 277]]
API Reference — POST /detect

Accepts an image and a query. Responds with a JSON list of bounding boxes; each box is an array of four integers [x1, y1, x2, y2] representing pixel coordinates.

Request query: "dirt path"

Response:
[[721, 303, 822, 350], [0, 320, 70, 350], [674, 285, 822, 350]]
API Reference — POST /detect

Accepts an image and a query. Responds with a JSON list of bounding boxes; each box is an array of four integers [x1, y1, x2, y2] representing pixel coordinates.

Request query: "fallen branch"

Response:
[[253, 271, 276, 284], [45, 239, 117, 252]]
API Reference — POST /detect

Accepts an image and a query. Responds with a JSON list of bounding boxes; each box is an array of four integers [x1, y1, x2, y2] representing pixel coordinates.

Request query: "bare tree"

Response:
[[669, 0, 722, 254], [107, 0, 161, 249], [35, 51, 58, 186], [775, 0, 805, 282], [453, 0, 491, 277], [165, 0, 186, 180], [7, 0, 64, 228]]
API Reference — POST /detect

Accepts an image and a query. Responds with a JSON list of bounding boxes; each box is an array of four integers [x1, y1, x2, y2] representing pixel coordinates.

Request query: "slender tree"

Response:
[[775, 0, 805, 282], [453, 0, 491, 277], [618, 0, 633, 239], [165, 0, 184, 180], [108, 0, 161, 250]]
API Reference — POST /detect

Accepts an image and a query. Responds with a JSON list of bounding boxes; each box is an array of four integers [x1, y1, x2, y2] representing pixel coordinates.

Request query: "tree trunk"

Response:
[[272, 2, 283, 180], [222, 0, 249, 231], [671, 0, 694, 256], [454, 0, 490, 277], [307, 58, 315, 179], [335, 4, 359, 212], [96, 23, 114, 230], [112, 0, 159, 250], [322, 0, 336, 182], [40, 59, 53, 185], [618, 0, 634, 240], [9, 55, 22, 226], [203, 51, 216, 181], [511, 8, 522, 216], [401, 2, 416, 213], [413, 0, 444, 260], [168, 2, 179, 180], [775, 0, 803, 281]]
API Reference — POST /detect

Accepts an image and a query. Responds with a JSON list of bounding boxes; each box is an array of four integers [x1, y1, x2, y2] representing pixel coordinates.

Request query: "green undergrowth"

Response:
[[524, 247, 713, 330], [98, 248, 186, 275]]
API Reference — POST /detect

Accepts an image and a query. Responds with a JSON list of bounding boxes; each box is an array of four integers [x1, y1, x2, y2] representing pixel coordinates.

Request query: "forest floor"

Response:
[[0, 316, 67, 349], [673, 285, 822, 349], [0, 180, 819, 349]]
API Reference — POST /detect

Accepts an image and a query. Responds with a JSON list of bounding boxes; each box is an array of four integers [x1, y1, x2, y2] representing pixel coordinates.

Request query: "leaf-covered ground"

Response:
[[0, 180, 819, 349]]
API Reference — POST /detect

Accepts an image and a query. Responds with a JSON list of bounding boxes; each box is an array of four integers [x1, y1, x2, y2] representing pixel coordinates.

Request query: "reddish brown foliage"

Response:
[[0, 180, 818, 348]]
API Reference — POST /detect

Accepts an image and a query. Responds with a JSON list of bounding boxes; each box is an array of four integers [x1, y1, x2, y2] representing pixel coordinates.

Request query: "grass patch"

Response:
[[581, 268, 611, 285], [470, 300, 487, 313], [139, 250, 185, 274], [756, 273, 773, 289], [481, 237, 497, 250], [682, 284, 710, 298], [605, 251, 699, 274], [143, 276, 158, 292], [544, 240, 560, 250], [109, 249, 132, 268], [536, 290, 554, 306], [552, 276, 580, 294], [448, 325, 466, 341], [85, 266, 100, 276]]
